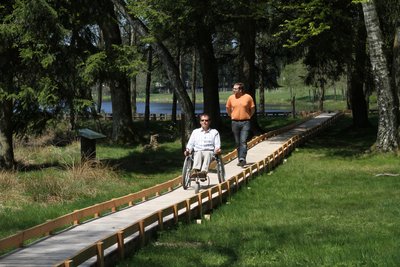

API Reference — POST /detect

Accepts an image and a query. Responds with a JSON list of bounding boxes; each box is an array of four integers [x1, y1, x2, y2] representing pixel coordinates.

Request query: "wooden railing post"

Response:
[[185, 200, 191, 223], [64, 260, 73, 267], [96, 242, 104, 267], [117, 231, 125, 260], [197, 194, 202, 218], [207, 189, 213, 211], [157, 210, 164, 230], [139, 220, 145, 246], [217, 184, 223, 205], [173, 204, 178, 224]]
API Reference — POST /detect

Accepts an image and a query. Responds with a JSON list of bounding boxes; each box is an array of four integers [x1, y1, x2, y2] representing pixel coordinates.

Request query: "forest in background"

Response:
[[1, 0, 400, 170]]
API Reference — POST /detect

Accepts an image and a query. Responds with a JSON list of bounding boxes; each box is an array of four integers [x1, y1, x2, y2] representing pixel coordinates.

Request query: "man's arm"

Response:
[[226, 107, 231, 116], [214, 131, 221, 154], [249, 95, 256, 117], [250, 106, 255, 117], [184, 130, 196, 155], [226, 97, 232, 116]]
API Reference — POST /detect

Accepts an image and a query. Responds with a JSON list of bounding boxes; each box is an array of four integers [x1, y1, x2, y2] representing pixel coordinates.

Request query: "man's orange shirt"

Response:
[[226, 94, 255, 120]]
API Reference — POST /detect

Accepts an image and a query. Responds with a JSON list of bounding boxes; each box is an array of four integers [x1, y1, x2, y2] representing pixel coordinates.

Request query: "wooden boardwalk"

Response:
[[0, 113, 339, 267]]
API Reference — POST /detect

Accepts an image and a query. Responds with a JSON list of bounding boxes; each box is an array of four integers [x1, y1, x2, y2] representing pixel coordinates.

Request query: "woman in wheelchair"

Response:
[[184, 113, 221, 180]]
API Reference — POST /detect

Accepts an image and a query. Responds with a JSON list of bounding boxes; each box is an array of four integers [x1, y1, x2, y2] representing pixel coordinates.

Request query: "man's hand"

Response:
[[184, 149, 191, 156], [214, 148, 221, 155]]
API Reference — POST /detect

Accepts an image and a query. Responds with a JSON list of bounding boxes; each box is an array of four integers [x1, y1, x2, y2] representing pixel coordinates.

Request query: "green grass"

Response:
[[116, 115, 400, 266]]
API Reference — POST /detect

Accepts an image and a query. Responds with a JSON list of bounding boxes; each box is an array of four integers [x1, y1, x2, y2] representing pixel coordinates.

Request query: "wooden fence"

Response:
[[0, 112, 343, 266]]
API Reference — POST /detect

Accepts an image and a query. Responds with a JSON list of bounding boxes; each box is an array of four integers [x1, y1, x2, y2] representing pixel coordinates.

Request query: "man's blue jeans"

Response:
[[231, 120, 250, 162]]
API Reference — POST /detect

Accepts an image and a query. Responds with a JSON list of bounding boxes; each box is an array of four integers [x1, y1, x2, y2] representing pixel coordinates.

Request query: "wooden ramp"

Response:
[[0, 113, 340, 267]]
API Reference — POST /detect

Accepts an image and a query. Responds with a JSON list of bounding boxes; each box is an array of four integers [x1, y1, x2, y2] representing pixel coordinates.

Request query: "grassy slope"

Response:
[[117, 115, 400, 266]]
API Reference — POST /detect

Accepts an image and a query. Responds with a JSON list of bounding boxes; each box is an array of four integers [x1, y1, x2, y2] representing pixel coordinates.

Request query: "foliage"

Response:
[[113, 44, 146, 78], [80, 52, 108, 84], [79, 45, 145, 84], [274, 0, 332, 48]]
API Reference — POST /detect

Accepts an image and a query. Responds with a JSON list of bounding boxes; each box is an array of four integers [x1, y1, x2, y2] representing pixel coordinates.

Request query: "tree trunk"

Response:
[[172, 92, 177, 123], [98, 0, 136, 143], [191, 48, 197, 108], [259, 71, 265, 114], [236, 17, 263, 134], [68, 98, 76, 130], [130, 26, 138, 115], [172, 48, 182, 123], [195, 25, 221, 130], [131, 76, 137, 115], [392, 27, 400, 115], [349, 9, 369, 127], [346, 72, 352, 109], [97, 82, 103, 114], [0, 100, 14, 169], [318, 85, 325, 111], [144, 46, 152, 129], [362, 1, 399, 151]]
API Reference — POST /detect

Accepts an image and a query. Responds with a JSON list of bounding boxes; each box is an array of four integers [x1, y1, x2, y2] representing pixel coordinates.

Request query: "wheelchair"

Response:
[[182, 152, 226, 193]]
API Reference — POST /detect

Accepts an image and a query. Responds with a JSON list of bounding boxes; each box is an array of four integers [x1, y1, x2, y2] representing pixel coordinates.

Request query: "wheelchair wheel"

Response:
[[216, 155, 226, 183], [182, 156, 193, 190]]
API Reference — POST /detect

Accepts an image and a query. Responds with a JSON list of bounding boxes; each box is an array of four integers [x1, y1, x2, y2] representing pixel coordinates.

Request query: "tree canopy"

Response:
[[1, 0, 399, 168]]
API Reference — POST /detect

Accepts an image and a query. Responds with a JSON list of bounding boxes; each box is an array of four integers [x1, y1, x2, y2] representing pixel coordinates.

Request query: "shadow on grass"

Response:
[[303, 115, 377, 158], [103, 146, 184, 174], [15, 162, 64, 172]]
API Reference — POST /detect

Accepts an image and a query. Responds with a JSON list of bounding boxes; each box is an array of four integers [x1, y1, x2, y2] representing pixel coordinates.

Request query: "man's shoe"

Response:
[[190, 169, 199, 178], [199, 170, 207, 177], [237, 160, 246, 167], [199, 171, 207, 181]]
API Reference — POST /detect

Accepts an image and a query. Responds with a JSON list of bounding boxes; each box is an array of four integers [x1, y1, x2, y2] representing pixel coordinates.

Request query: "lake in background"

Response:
[[99, 101, 290, 114]]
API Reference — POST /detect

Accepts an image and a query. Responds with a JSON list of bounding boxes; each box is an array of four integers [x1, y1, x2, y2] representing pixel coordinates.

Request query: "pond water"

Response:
[[99, 101, 290, 114]]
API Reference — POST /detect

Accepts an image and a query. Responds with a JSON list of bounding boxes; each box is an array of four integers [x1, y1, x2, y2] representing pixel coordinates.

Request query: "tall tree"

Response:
[[348, 7, 369, 127], [191, 1, 222, 129], [361, 0, 399, 151], [0, 0, 74, 169], [0, 2, 16, 169], [95, 0, 136, 142]]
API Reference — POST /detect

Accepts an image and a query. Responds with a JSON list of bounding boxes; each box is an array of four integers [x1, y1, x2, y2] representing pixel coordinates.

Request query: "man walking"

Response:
[[226, 82, 255, 167]]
